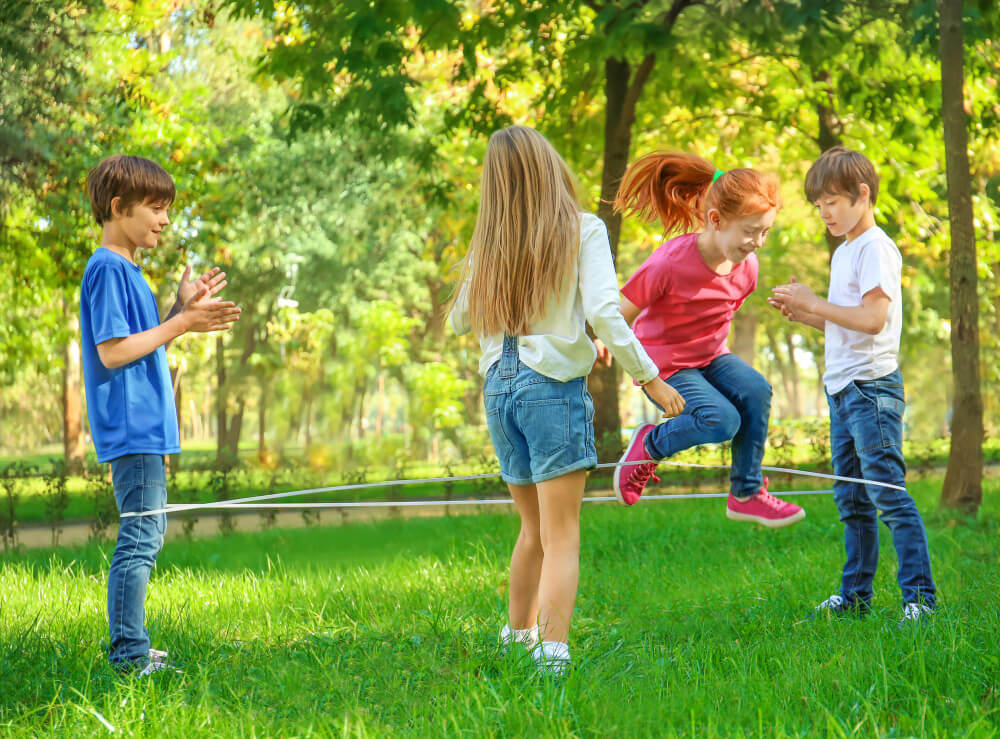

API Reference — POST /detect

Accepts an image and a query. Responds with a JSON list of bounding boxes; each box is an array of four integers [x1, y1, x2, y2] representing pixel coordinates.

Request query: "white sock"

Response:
[[532, 640, 571, 673], [500, 623, 539, 648]]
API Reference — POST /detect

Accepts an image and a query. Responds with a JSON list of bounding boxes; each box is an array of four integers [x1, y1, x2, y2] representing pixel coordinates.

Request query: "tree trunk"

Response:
[[730, 307, 758, 366], [938, 0, 983, 512], [765, 325, 793, 418], [784, 331, 802, 418], [258, 379, 268, 462], [169, 363, 182, 472], [814, 68, 844, 258], [591, 53, 656, 460], [62, 305, 85, 474]]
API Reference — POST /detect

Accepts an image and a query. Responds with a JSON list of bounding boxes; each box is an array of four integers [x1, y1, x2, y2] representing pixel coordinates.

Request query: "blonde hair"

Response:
[[456, 126, 581, 337]]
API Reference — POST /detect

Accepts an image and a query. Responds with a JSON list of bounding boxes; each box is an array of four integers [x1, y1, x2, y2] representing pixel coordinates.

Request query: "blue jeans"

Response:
[[827, 370, 936, 607], [108, 454, 168, 665], [484, 335, 597, 484], [644, 353, 771, 497]]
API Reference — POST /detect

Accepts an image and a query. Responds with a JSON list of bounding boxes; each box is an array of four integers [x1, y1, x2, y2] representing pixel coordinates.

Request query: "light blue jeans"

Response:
[[108, 454, 167, 666]]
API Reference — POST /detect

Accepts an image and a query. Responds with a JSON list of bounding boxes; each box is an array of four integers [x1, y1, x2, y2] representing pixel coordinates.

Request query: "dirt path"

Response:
[[12, 500, 519, 551]]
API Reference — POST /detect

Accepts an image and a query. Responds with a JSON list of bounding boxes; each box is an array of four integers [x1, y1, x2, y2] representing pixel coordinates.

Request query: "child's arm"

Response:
[[448, 276, 471, 336], [770, 278, 889, 335], [97, 286, 240, 370], [579, 218, 684, 417], [163, 266, 227, 347]]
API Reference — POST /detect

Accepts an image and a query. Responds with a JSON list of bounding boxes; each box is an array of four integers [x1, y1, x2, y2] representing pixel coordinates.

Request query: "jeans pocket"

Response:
[[851, 382, 903, 451], [485, 407, 514, 464], [516, 398, 570, 457]]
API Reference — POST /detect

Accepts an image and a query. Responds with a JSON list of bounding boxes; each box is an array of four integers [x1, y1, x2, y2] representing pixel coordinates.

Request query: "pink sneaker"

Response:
[[726, 477, 805, 528], [614, 424, 660, 506]]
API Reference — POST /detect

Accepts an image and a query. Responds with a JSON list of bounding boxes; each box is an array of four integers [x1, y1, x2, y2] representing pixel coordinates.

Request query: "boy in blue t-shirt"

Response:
[[81, 155, 241, 674], [769, 147, 936, 623]]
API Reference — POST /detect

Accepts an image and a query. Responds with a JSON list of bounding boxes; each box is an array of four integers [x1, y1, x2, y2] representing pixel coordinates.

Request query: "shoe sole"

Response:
[[613, 427, 649, 506], [726, 508, 806, 528]]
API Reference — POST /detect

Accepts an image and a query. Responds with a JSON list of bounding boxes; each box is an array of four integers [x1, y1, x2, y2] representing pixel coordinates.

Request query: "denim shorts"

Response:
[[483, 336, 597, 485]]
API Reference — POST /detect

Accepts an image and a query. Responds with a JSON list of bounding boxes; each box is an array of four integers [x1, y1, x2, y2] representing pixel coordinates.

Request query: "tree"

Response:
[[937, 0, 983, 512]]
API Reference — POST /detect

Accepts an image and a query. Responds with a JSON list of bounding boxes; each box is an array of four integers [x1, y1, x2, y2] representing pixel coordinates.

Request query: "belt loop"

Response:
[[499, 333, 518, 379]]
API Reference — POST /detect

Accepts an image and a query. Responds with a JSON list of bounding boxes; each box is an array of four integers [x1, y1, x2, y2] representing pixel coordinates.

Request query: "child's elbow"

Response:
[[866, 318, 887, 335]]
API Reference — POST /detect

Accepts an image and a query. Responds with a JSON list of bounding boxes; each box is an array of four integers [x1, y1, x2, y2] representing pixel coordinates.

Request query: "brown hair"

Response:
[[804, 146, 879, 205], [455, 125, 581, 337], [614, 151, 781, 234], [86, 154, 175, 225]]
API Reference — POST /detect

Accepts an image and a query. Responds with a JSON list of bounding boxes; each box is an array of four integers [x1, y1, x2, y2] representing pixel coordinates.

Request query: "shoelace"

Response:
[[628, 463, 660, 488], [817, 594, 844, 610]]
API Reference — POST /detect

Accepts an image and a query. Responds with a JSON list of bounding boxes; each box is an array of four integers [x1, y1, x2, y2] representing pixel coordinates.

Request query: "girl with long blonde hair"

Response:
[[450, 126, 683, 675]]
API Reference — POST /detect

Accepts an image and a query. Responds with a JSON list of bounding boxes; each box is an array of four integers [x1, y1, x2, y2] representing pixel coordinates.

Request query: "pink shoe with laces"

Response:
[[726, 477, 805, 528], [614, 424, 660, 506]]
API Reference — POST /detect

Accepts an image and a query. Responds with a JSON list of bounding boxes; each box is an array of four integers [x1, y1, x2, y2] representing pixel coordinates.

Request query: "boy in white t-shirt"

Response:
[[769, 147, 936, 623]]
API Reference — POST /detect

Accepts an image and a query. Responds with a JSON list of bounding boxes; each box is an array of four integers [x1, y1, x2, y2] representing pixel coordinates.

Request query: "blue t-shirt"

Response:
[[80, 248, 181, 463]]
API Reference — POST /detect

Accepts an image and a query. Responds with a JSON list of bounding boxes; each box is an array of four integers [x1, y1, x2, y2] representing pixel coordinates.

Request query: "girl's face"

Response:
[[708, 208, 777, 264]]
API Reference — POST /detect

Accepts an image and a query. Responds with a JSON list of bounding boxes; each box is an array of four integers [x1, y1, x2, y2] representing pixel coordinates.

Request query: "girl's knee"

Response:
[[539, 522, 580, 554], [697, 405, 740, 443]]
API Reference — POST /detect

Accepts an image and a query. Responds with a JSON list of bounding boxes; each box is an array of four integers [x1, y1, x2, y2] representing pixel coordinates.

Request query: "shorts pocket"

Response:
[[516, 398, 570, 458], [485, 407, 514, 464]]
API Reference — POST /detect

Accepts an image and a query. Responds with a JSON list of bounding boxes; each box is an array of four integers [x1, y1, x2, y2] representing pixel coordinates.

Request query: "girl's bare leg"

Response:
[[535, 469, 586, 644], [507, 482, 542, 629]]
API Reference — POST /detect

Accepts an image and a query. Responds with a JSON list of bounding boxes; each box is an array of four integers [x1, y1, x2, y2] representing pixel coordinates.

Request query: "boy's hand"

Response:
[[592, 339, 612, 370], [642, 377, 685, 418], [767, 296, 805, 322], [181, 287, 241, 333], [177, 265, 228, 306], [770, 277, 819, 314]]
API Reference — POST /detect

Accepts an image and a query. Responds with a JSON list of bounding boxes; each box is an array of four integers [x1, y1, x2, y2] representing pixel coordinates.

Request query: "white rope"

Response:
[[120, 453, 899, 518], [129, 488, 833, 513]]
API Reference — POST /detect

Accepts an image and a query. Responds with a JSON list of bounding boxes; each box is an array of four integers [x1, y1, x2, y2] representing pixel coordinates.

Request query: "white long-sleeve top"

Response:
[[449, 212, 660, 384]]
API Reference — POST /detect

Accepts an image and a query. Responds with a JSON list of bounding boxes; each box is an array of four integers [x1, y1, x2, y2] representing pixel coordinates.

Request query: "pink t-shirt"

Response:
[[621, 232, 757, 379]]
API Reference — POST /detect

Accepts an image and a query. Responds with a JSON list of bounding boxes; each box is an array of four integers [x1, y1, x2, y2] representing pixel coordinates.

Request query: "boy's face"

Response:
[[712, 209, 777, 264], [112, 197, 171, 249], [813, 187, 870, 239]]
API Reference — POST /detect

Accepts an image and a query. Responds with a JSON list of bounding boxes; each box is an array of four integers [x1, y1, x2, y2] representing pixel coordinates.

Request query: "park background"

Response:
[[1, 0, 999, 735]]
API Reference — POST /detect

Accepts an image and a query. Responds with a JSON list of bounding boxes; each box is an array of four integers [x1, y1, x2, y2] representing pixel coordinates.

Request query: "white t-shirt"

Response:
[[823, 226, 903, 394], [450, 212, 659, 385]]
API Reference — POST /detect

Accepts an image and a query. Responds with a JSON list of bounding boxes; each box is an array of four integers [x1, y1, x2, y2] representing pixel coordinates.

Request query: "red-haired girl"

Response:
[[609, 152, 805, 527]]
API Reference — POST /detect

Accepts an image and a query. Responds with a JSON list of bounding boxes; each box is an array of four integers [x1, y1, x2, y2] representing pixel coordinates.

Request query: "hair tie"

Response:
[[712, 169, 725, 183]]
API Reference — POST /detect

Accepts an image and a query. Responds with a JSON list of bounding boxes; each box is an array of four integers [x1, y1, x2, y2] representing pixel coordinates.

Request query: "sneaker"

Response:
[[900, 602, 933, 624], [139, 649, 181, 677], [614, 424, 660, 506], [811, 593, 872, 619], [499, 623, 539, 654], [726, 478, 805, 528], [531, 641, 570, 677]]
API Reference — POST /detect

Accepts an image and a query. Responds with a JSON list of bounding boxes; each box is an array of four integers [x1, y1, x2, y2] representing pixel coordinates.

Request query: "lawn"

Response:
[[1, 477, 998, 736]]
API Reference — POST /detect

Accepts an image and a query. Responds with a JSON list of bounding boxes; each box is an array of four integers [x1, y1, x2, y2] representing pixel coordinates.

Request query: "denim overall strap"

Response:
[[499, 334, 519, 379]]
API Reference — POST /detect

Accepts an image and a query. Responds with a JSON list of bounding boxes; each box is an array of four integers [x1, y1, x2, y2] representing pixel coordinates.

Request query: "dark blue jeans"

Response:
[[644, 353, 771, 497], [108, 454, 167, 665], [827, 370, 936, 607]]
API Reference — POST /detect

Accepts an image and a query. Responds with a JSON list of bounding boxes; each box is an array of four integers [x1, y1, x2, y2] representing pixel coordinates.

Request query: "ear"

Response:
[[859, 183, 871, 202], [110, 196, 123, 219], [706, 208, 722, 229]]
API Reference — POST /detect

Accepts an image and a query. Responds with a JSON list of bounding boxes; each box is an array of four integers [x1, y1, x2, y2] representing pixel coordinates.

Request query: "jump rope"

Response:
[[120, 458, 902, 519]]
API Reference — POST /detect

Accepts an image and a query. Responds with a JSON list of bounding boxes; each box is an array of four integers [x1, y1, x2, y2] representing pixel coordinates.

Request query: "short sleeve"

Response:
[[857, 239, 901, 303], [85, 262, 132, 344], [621, 248, 671, 310]]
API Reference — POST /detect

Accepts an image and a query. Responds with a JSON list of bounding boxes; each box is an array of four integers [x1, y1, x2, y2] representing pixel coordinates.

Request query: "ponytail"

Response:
[[615, 152, 781, 234]]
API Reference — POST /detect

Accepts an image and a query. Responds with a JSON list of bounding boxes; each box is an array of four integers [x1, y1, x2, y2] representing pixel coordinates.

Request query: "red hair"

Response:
[[614, 152, 781, 234]]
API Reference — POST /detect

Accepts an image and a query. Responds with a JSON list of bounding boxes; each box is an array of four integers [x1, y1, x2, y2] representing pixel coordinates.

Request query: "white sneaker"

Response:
[[900, 602, 934, 624], [138, 648, 181, 676], [499, 624, 539, 654], [531, 641, 570, 676]]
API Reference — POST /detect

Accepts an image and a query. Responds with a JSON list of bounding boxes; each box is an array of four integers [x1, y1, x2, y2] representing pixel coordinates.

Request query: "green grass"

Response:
[[1, 478, 999, 736]]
